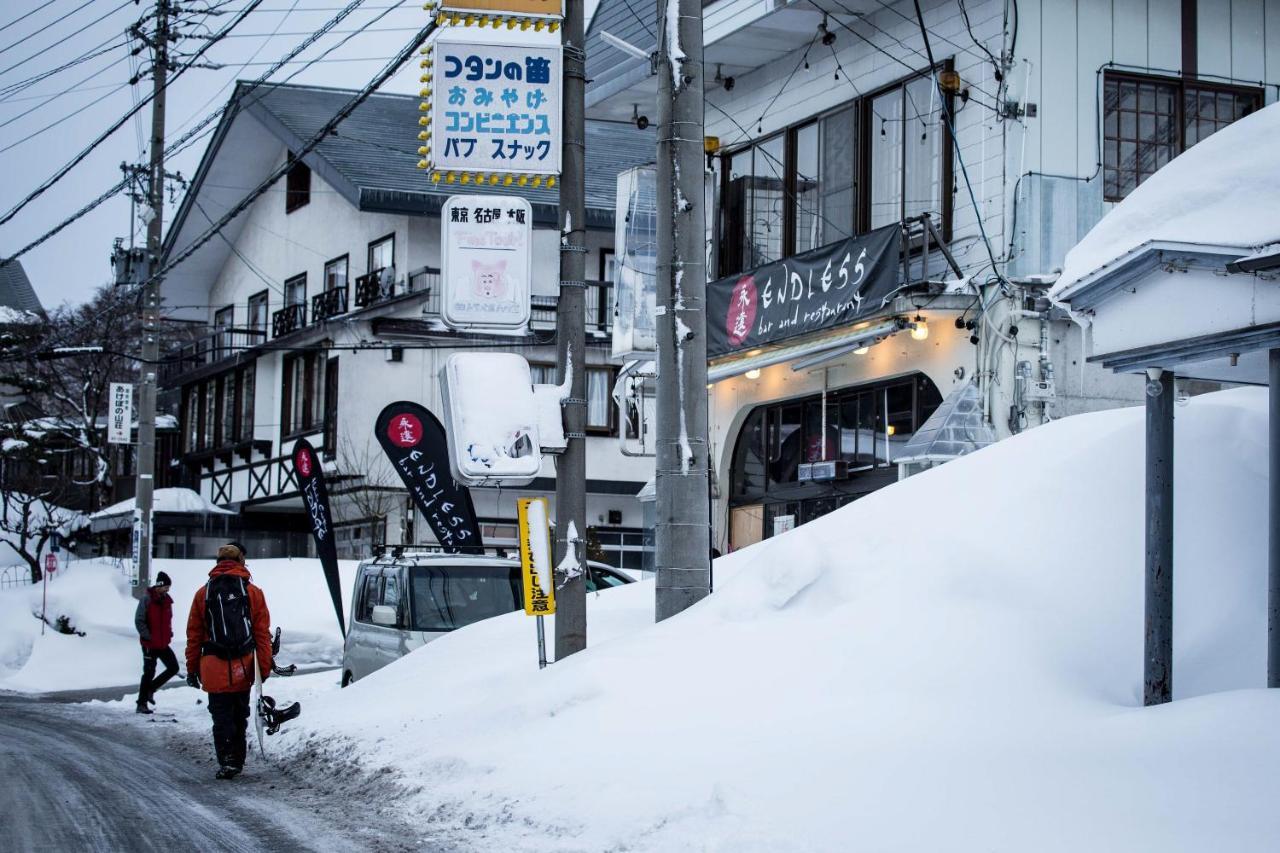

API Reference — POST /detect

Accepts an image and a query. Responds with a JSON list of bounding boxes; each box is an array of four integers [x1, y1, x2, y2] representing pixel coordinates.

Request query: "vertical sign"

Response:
[[108, 382, 133, 445], [517, 496, 555, 615], [291, 438, 345, 636], [441, 195, 533, 330], [374, 401, 484, 553], [129, 507, 144, 586], [420, 35, 562, 182]]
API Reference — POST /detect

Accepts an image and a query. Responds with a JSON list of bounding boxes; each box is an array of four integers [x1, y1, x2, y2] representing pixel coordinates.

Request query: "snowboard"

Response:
[[252, 649, 266, 758]]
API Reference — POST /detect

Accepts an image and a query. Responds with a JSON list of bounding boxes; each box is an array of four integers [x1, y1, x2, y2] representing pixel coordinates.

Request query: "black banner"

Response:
[[706, 224, 902, 357], [375, 401, 484, 554], [291, 437, 345, 636]]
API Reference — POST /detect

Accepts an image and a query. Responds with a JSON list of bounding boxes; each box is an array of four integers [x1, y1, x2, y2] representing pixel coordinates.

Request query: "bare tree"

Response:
[[0, 444, 79, 583], [333, 436, 406, 546]]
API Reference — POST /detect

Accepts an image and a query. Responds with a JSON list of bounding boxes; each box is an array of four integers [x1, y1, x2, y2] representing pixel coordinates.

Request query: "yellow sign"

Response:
[[432, 0, 563, 19], [517, 497, 555, 615]]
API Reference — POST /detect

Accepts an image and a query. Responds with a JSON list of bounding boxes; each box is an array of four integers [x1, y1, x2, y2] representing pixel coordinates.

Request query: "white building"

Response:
[[158, 82, 656, 567], [586, 0, 1280, 551]]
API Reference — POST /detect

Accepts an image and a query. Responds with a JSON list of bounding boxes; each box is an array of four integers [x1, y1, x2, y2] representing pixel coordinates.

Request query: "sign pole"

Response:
[[536, 614, 547, 669], [518, 497, 556, 669]]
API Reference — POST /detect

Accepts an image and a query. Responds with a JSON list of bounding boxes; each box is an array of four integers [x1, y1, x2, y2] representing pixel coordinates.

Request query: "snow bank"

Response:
[[0, 557, 357, 692], [88, 487, 236, 520], [1053, 101, 1280, 296], [270, 388, 1278, 851]]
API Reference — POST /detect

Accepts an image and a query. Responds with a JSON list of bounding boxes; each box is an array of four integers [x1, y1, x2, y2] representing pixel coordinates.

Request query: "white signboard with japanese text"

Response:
[[441, 194, 532, 330], [108, 382, 133, 445], [427, 36, 561, 176]]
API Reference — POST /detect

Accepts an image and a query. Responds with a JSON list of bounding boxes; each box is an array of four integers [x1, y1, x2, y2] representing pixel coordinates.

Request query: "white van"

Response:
[[341, 550, 633, 685]]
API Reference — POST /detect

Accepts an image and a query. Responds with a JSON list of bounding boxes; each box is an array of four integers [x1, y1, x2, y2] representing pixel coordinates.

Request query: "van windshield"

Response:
[[408, 565, 520, 632]]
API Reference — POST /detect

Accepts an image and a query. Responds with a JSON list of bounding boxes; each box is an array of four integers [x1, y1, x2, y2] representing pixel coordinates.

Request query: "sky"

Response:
[[0, 0, 600, 311]]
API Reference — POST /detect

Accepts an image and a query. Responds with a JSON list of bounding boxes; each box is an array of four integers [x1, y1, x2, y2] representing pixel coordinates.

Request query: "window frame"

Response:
[[323, 254, 349, 292], [718, 63, 954, 277], [1102, 70, 1262, 202], [284, 273, 307, 307], [285, 156, 311, 213], [367, 233, 395, 275], [247, 290, 269, 335], [280, 350, 328, 439]]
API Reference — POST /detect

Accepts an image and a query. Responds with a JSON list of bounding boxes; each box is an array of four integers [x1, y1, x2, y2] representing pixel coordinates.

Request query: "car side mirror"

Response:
[[370, 605, 397, 627]]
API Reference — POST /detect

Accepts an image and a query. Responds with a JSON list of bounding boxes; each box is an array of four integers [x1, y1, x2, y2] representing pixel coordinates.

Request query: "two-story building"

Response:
[[157, 81, 656, 567], [586, 0, 1280, 551]]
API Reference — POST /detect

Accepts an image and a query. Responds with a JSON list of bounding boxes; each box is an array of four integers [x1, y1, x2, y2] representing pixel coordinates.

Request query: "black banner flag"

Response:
[[375, 401, 484, 553], [291, 437, 345, 636], [706, 224, 902, 357]]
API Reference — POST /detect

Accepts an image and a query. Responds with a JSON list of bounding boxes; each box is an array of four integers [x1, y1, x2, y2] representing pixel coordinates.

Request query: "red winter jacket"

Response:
[[185, 561, 273, 693], [134, 587, 174, 650]]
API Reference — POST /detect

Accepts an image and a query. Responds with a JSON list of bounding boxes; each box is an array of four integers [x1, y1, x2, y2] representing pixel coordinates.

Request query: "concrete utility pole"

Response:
[[654, 0, 711, 621], [553, 0, 588, 658], [1144, 369, 1174, 705], [1270, 350, 1280, 688], [133, 0, 170, 596]]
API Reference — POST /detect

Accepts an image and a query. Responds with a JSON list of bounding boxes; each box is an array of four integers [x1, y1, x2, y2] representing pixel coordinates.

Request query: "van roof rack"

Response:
[[367, 545, 514, 562]]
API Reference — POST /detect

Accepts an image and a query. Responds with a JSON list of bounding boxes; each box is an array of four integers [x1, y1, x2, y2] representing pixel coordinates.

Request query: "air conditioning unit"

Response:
[[385, 346, 404, 363], [798, 460, 848, 482]]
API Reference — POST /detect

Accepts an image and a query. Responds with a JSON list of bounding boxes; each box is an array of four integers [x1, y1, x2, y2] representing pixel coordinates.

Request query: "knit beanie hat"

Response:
[[217, 543, 245, 563], [155, 571, 172, 587]]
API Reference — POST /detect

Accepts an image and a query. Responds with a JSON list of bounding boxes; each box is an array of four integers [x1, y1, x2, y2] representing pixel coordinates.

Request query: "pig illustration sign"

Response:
[[423, 36, 561, 178], [441, 194, 532, 330]]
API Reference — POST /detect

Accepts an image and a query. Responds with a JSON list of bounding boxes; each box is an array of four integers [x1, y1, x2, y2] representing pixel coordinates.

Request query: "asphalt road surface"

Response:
[[0, 691, 450, 853]]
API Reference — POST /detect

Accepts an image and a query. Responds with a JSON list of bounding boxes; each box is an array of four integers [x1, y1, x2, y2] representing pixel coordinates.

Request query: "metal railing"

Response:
[[160, 326, 267, 384], [354, 266, 396, 308], [311, 286, 349, 323], [526, 281, 613, 334], [272, 303, 306, 338]]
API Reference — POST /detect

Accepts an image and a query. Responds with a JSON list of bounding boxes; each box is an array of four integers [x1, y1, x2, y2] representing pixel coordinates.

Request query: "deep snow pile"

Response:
[[0, 557, 355, 692], [239, 388, 1277, 851]]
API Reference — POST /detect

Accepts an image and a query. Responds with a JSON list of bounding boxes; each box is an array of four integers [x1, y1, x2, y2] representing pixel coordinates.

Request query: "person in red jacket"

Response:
[[185, 542, 272, 780], [134, 571, 178, 714]]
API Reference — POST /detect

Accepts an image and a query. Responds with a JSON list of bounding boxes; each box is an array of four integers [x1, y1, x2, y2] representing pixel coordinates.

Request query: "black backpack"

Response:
[[202, 574, 255, 660]]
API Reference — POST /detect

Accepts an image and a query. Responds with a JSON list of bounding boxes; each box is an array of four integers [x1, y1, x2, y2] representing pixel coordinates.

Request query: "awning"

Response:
[[88, 488, 235, 533]]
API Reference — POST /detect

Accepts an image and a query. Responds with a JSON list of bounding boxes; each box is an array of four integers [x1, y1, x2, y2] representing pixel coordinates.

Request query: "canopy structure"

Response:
[[87, 488, 234, 533], [896, 382, 996, 466]]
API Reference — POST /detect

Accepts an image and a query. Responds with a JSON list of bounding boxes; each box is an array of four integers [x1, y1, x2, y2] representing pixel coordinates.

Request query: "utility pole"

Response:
[[655, 0, 710, 620], [553, 0, 588, 657], [132, 0, 170, 597]]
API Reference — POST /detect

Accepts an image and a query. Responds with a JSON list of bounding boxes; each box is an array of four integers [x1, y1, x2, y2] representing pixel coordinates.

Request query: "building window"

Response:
[[284, 274, 306, 307], [281, 350, 328, 437], [286, 156, 310, 213], [530, 364, 616, 435], [368, 234, 394, 274], [182, 363, 257, 453], [324, 255, 348, 292], [247, 290, 268, 335], [213, 305, 233, 358], [720, 66, 951, 276], [1103, 72, 1260, 201], [323, 357, 339, 455]]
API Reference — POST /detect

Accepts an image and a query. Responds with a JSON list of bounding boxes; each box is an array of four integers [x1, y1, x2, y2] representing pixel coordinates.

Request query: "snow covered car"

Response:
[[341, 552, 633, 685]]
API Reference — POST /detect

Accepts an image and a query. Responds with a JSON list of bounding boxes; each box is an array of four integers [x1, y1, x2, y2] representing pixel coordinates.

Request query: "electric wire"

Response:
[[0, 0, 134, 75], [0, 35, 129, 101], [0, 0, 265, 230], [0, 2, 51, 38]]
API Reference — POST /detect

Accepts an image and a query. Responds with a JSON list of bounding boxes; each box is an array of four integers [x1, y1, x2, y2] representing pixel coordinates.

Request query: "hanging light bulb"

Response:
[[910, 315, 929, 341], [744, 368, 762, 380]]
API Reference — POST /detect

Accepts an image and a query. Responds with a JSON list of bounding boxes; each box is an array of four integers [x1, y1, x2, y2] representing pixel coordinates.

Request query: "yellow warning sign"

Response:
[[517, 497, 555, 616]]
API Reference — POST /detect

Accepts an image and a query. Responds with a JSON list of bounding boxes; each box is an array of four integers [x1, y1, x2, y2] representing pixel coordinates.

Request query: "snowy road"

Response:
[[0, 693, 446, 853]]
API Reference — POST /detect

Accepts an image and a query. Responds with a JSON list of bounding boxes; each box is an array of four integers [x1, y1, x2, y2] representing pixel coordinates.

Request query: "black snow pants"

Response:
[[207, 690, 251, 769], [138, 647, 180, 706]]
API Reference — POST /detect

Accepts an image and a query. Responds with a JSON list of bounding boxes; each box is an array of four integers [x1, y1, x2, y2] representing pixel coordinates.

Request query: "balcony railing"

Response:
[[526, 281, 614, 335], [159, 326, 266, 384], [354, 266, 396, 308], [311, 286, 349, 323], [272, 303, 306, 338]]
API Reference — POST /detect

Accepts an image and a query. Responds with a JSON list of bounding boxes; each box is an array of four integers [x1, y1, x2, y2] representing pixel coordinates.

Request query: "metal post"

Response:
[[1269, 350, 1280, 687], [131, 0, 169, 598], [553, 0, 588, 658], [536, 615, 547, 670], [655, 0, 710, 621], [1144, 368, 1174, 705]]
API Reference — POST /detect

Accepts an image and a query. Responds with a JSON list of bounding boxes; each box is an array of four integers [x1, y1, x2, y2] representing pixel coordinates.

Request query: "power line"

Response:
[[0, 0, 134, 74], [0, 36, 129, 101], [153, 19, 438, 284], [0, 0, 265, 230], [0, 2, 53, 38]]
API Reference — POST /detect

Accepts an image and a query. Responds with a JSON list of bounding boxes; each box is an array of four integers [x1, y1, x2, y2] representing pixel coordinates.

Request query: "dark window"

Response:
[[323, 357, 339, 455], [284, 274, 306, 307], [720, 66, 952, 276], [238, 363, 255, 440], [381, 574, 401, 623], [247, 290, 268, 335], [1103, 73, 1261, 200], [367, 234, 395, 274], [324, 255, 348, 292], [408, 565, 521, 632], [281, 351, 327, 437], [286, 157, 310, 213], [531, 364, 617, 436], [356, 573, 381, 623]]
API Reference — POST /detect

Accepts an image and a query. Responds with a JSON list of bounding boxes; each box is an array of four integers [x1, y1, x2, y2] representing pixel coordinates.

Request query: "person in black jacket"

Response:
[[134, 571, 180, 714]]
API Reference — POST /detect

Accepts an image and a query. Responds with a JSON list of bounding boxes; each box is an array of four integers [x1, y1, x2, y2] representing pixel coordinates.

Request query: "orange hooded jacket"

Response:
[[185, 560, 273, 693]]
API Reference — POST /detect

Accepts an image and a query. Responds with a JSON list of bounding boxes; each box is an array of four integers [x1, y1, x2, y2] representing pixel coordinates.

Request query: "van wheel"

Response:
[[341, 670, 353, 688]]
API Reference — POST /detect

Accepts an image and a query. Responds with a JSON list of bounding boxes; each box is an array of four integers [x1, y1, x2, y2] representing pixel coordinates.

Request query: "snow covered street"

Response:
[[0, 690, 449, 853]]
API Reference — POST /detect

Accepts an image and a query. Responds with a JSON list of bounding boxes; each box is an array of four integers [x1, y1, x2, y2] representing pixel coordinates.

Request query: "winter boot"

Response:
[[136, 702, 153, 715], [215, 766, 241, 780]]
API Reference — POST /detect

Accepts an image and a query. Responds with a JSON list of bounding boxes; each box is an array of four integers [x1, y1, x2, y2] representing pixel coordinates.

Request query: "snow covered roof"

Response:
[[895, 382, 996, 465], [1052, 101, 1280, 301], [89, 488, 235, 521]]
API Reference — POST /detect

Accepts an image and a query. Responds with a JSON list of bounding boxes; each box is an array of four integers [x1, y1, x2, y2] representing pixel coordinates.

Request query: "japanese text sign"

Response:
[[108, 382, 133, 445], [425, 37, 561, 177], [441, 194, 532, 329], [517, 496, 555, 616]]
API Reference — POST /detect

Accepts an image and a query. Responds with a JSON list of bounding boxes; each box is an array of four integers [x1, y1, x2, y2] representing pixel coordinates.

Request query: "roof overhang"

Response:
[[1090, 319, 1280, 384], [1052, 241, 1248, 312]]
